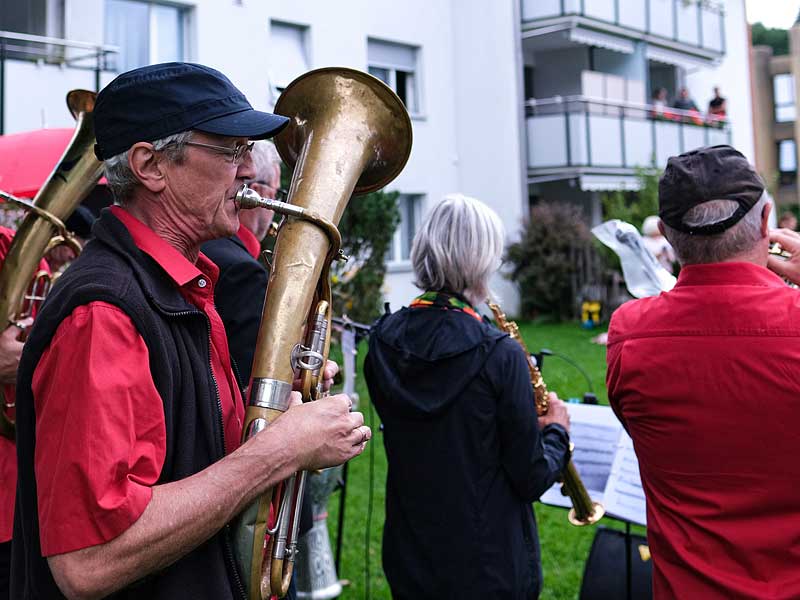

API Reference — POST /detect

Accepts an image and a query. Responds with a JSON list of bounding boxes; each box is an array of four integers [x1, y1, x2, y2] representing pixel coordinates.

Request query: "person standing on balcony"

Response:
[[673, 87, 699, 112], [708, 86, 727, 118], [607, 145, 800, 599]]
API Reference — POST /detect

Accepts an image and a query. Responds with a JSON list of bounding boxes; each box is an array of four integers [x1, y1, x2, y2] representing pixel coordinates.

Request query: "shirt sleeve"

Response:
[[493, 339, 570, 503], [32, 301, 166, 556]]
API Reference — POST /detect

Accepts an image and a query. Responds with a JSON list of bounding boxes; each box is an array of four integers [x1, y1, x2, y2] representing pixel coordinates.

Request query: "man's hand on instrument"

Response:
[[278, 391, 369, 471], [0, 318, 32, 384], [769, 229, 800, 285], [537, 393, 570, 433], [291, 359, 339, 393]]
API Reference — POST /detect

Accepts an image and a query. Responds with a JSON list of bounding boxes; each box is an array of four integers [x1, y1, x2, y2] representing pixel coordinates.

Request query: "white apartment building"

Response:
[[0, 0, 753, 315]]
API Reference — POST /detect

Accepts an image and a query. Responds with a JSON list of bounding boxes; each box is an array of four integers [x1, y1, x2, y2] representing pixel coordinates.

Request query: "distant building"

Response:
[[0, 0, 755, 314], [751, 18, 800, 208]]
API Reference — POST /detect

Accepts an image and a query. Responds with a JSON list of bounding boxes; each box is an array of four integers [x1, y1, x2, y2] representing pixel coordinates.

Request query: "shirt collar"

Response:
[[675, 261, 787, 289], [111, 205, 218, 287], [236, 223, 262, 259]]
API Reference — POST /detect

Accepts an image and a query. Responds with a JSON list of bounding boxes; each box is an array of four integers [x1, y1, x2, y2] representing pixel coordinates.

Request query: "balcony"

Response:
[[0, 31, 117, 134], [526, 96, 731, 179], [521, 0, 725, 57]]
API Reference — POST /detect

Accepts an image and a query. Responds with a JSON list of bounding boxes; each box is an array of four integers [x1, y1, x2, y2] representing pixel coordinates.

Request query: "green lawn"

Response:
[[325, 321, 620, 600]]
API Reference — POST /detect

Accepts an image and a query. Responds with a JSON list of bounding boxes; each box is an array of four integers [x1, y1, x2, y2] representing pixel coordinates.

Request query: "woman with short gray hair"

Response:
[[365, 193, 571, 599]]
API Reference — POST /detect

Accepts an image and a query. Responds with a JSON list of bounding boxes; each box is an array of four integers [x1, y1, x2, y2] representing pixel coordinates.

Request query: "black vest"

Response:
[[11, 209, 246, 600]]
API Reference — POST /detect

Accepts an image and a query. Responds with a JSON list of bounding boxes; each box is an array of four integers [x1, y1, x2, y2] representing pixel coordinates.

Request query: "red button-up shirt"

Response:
[[31, 207, 244, 556], [607, 262, 800, 600], [0, 227, 49, 543]]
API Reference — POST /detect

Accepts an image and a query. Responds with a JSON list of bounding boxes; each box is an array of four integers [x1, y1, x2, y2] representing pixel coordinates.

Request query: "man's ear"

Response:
[[761, 202, 772, 237], [128, 142, 167, 193]]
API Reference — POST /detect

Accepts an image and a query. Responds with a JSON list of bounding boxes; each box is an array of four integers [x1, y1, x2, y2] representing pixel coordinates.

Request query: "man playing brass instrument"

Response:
[[607, 145, 800, 599], [11, 62, 370, 600]]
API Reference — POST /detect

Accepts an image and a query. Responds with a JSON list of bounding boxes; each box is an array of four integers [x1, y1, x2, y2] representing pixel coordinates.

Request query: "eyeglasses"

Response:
[[250, 181, 288, 201], [184, 140, 255, 165]]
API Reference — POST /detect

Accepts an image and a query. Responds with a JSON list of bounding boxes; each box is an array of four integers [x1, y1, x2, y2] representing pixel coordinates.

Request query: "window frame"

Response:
[[367, 39, 423, 118], [387, 193, 424, 270]]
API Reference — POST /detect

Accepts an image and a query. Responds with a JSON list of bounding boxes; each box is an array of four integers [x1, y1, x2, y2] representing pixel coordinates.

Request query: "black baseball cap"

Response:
[[659, 145, 765, 235], [93, 62, 289, 160]]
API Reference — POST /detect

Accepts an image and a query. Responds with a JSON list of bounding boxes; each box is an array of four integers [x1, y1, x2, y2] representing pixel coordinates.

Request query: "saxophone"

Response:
[[487, 300, 604, 526]]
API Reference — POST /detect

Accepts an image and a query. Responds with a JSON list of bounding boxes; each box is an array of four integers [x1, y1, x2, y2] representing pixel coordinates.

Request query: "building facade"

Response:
[[0, 0, 753, 315], [751, 20, 800, 209]]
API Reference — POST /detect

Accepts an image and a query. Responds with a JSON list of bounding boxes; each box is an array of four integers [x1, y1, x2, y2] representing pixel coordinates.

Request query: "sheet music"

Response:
[[539, 404, 622, 508], [538, 404, 647, 526], [602, 433, 647, 526]]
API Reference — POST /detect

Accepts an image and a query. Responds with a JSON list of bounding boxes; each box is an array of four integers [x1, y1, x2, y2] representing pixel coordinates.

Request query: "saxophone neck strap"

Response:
[[409, 290, 482, 323]]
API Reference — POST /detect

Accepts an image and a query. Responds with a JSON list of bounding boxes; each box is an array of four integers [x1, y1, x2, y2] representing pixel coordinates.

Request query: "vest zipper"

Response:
[[169, 309, 248, 600]]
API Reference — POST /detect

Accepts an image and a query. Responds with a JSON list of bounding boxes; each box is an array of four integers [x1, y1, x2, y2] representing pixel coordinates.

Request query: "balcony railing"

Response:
[[522, 0, 725, 54], [0, 30, 117, 134], [526, 95, 731, 172]]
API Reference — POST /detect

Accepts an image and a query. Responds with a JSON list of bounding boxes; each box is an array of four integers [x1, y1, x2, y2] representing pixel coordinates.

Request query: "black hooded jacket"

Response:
[[364, 303, 570, 600]]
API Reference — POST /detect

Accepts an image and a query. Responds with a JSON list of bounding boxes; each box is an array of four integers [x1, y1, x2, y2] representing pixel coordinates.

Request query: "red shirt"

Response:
[[607, 262, 800, 599], [237, 223, 261, 259], [0, 227, 49, 543], [31, 207, 244, 555]]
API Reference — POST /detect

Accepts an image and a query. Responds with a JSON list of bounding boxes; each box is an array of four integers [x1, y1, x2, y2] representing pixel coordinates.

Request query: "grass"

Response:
[[323, 320, 617, 600]]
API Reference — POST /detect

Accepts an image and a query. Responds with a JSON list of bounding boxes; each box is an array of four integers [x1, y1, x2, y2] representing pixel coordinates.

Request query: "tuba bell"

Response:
[[232, 67, 412, 599], [0, 89, 103, 439]]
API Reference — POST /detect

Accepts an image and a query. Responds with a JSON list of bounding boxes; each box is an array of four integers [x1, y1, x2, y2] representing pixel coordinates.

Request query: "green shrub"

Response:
[[507, 201, 594, 321]]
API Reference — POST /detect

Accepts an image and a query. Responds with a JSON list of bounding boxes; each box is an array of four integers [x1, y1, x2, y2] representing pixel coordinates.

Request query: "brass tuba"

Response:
[[0, 90, 102, 439], [232, 67, 412, 600], [487, 300, 604, 526]]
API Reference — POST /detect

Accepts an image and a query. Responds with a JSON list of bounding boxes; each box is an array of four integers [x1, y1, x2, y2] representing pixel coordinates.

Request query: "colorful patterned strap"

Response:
[[409, 291, 482, 322]]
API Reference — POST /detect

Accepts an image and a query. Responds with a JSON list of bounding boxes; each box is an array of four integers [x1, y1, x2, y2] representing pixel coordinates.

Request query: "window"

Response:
[[389, 194, 423, 264], [105, 0, 188, 73], [0, 0, 64, 61], [268, 21, 310, 101], [368, 38, 420, 114], [779, 140, 797, 187], [774, 74, 796, 123]]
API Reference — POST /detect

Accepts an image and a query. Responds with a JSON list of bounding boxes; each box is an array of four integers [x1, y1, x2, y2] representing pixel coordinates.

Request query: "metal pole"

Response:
[[334, 461, 348, 574], [94, 48, 101, 92], [0, 39, 5, 136]]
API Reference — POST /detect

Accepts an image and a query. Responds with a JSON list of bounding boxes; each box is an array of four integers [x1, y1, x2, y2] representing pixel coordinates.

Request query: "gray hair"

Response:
[[411, 193, 505, 306], [103, 131, 193, 204], [662, 192, 769, 265], [250, 140, 281, 184]]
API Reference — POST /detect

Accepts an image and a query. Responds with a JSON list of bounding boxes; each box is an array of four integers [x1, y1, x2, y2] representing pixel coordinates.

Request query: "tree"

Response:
[[751, 22, 789, 56]]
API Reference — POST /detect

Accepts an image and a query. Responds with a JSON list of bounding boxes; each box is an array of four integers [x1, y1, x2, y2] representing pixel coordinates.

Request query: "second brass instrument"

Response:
[[487, 300, 604, 526], [0, 89, 102, 439]]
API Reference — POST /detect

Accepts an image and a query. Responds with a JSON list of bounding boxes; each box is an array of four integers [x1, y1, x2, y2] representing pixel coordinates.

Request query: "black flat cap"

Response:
[[93, 62, 289, 160], [659, 145, 765, 235]]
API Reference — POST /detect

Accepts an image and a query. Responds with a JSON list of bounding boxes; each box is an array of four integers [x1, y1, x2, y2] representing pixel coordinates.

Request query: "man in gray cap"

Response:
[[11, 62, 370, 600], [606, 145, 800, 599]]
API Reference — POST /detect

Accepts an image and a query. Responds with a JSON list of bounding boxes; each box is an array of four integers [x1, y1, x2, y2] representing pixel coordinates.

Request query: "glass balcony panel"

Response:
[[701, 8, 723, 52], [584, 0, 615, 23], [589, 114, 623, 166], [5, 60, 98, 133], [655, 120, 681, 167], [649, 0, 674, 39], [624, 119, 653, 167], [521, 0, 562, 21], [708, 128, 729, 146], [569, 113, 588, 165], [683, 125, 705, 153], [618, 0, 647, 30], [676, 2, 699, 46], [528, 114, 568, 167]]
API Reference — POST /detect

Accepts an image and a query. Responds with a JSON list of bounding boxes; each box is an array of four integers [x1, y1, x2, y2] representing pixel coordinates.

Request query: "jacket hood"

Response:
[[367, 306, 506, 418]]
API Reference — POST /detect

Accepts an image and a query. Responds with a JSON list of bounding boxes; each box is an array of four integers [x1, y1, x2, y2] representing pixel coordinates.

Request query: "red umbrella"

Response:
[[0, 128, 106, 199]]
